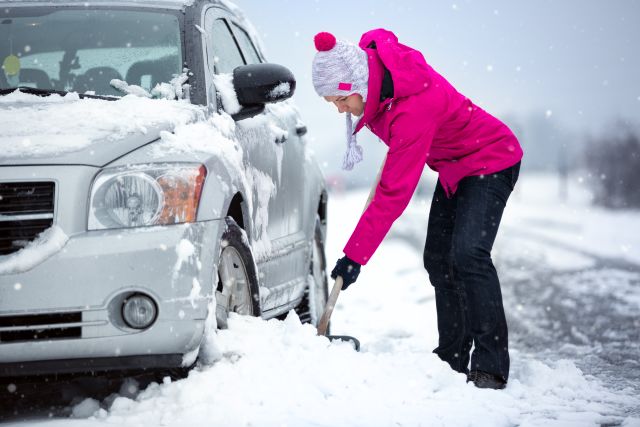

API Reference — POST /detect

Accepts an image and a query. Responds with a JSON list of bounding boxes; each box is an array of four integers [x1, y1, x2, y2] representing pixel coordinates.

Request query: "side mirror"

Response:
[[233, 63, 296, 106]]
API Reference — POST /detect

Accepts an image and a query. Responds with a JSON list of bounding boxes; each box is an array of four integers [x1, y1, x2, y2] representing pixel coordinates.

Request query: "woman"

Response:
[[311, 29, 523, 389]]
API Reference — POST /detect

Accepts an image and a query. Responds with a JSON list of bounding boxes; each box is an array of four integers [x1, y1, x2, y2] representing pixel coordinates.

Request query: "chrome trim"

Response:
[[0, 213, 54, 222], [0, 320, 107, 332]]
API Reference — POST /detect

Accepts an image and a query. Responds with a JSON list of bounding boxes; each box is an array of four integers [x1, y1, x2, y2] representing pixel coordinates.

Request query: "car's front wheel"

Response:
[[215, 217, 261, 329]]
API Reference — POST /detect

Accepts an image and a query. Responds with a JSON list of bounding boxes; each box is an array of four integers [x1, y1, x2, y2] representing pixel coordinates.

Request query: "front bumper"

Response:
[[0, 220, 222, 376]]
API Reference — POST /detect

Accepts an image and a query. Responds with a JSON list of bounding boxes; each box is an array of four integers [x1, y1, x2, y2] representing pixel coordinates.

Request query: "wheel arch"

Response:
[[316, 190, 328, 241]]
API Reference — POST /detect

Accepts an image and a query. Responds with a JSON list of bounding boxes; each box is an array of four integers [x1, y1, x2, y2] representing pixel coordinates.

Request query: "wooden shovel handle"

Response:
[[316, 157, 383, 336], [317, 276, 343, 336]]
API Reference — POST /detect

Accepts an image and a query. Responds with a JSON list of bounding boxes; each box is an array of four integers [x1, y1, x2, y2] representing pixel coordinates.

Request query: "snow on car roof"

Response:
[[0, 0, 197, 9], [0, 0, 244, 14]]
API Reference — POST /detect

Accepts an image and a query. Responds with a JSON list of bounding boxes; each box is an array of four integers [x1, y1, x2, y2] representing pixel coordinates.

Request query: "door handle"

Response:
[[295, 124, 307, 136]]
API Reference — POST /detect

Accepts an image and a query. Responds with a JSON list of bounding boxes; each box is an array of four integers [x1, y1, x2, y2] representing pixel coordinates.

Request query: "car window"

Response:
[[231, 24, 261, 64], [208, 19, 245, 74]]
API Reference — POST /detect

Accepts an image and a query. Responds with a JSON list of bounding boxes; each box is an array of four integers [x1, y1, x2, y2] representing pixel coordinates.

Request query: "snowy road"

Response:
[[395, 175, 640, 398], [2, 173, 640, 426]]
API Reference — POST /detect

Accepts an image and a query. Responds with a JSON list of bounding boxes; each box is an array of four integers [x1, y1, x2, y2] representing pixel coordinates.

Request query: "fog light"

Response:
[[122, 294, 157, 329]]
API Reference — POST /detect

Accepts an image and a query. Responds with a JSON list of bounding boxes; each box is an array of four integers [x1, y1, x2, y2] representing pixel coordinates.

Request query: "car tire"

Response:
[[295, 216, 329, 331], [215, 217, 261, 329]]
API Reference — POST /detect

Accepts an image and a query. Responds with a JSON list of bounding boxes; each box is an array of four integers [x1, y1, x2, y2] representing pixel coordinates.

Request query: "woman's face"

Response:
[[324, 94, 365, 117]]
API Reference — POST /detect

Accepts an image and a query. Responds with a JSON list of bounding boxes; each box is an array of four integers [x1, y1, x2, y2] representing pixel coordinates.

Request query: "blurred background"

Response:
[[238, 0, 640, 206]]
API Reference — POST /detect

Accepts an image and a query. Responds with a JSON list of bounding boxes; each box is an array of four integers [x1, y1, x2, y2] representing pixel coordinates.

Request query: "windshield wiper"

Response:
[[0, 86, 119, 101]]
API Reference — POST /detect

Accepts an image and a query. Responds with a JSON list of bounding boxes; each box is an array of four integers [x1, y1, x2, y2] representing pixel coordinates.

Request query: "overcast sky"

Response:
[[236, 0, 640, 180]]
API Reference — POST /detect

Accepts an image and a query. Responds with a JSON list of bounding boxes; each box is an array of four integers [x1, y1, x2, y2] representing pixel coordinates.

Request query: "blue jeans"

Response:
[[423, 162, 520, 381]]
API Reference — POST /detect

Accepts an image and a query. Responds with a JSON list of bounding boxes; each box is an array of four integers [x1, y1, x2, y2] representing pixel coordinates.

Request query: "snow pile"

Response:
[[0, 90, 204, 159], [64, 311, 637, 426], [71, 399, 101, 419], [0, 225, 68, 274]]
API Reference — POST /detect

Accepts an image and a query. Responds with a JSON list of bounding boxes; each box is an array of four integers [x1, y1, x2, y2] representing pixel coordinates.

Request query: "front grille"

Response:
[[0, 182, 55, 255], [0, 312, 82, 343]]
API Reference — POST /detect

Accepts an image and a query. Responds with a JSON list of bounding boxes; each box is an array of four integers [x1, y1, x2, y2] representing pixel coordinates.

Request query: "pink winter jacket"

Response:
[[343, 29, 523, 266]]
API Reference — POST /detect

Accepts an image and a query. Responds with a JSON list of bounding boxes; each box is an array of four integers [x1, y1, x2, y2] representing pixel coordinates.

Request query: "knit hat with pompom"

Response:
[[312, 32, 369, 170]]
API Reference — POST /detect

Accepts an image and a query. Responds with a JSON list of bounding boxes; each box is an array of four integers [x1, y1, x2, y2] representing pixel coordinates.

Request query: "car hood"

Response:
[[0, 91, 204, 167]]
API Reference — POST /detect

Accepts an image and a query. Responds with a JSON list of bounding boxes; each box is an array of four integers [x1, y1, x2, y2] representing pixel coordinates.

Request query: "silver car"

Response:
[[0, 0, 329, 377]]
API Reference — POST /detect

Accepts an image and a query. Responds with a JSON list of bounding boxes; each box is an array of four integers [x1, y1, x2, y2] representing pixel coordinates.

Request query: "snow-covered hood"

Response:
[[0, 90, 205, 167]]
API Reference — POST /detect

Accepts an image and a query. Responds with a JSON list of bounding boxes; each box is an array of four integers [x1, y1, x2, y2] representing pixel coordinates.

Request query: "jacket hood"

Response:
[[359, 29, 431, 99], [354, 29, 432, 134]]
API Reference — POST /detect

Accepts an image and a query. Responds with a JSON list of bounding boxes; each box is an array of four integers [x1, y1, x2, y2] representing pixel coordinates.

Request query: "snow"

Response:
[[0, 91, 204, 159], [0, 225, 68, 275], [71, 399, 101, 419], [244, 165, 276, 261], [171, 238, 196, 282], [188, 277, 202, 309], [212, 73, 242, 115], [268, 81, 291, 99], [109, 79, 152, 98], [150, 72, 190, 101], [19, 311, 638, 426], [6, 172, 639, 426], [501, 173, 640, 265]]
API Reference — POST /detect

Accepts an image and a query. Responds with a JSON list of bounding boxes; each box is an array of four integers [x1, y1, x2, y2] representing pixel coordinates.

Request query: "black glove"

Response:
[[330, 256, 361, 290]]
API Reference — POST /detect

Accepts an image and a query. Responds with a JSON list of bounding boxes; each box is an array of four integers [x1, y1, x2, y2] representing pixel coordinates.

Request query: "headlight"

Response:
[[89, 163, 207, 230]]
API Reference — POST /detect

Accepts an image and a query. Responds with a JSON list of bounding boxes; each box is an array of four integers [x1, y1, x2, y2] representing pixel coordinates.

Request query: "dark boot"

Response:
[[467, 370, 507, 390]]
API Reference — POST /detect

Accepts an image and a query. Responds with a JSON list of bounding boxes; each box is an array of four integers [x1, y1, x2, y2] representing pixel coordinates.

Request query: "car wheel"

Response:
[[215, 217, 261, 329], [295, 216, 329, 330]]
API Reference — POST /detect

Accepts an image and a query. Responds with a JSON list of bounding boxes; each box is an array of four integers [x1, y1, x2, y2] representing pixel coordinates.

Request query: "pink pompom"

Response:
[[314, 32, 336, 51]]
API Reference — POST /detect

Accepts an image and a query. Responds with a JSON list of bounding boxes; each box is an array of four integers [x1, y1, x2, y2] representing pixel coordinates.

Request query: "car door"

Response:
[[203, 8, 304, 311], [228, 21, 312, 301]]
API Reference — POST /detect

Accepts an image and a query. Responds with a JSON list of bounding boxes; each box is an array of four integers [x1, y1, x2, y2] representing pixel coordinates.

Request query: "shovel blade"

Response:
[[327, 335, 360, 351]]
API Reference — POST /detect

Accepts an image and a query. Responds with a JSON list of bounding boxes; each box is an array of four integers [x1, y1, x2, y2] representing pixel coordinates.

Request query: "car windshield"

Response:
[[0, 7, 183, 97]]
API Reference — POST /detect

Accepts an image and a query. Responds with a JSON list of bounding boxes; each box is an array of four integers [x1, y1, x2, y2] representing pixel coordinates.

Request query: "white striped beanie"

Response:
[[312, 32, 369, 170]]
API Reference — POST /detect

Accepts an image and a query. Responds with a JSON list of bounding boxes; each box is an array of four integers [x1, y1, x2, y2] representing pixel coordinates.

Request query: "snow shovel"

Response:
[[316, 276, 361, 351], [315, 155, 385, 351]]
